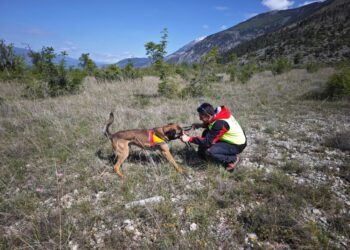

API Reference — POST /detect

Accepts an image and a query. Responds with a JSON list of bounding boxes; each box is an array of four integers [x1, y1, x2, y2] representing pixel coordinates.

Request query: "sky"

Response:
[[0, 0, 325, 63]]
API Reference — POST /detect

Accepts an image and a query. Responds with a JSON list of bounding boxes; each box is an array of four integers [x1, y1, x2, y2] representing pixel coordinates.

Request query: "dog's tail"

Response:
[[103, 112, 114, 140]]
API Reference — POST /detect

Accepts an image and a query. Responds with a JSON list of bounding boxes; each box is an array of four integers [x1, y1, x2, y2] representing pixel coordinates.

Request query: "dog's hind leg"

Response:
[[113, 140, 130, 178]]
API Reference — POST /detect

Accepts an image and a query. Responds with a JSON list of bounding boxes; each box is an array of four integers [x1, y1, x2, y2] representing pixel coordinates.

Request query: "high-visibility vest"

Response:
[[209, 115, 246, 145]]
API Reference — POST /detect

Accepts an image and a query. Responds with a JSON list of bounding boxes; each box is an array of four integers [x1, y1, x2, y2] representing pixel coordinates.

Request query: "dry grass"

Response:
[[1, 69, 349, 249]]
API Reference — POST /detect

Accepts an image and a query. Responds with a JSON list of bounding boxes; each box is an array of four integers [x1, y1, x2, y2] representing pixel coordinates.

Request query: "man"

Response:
[[181, 103, 246, 171]]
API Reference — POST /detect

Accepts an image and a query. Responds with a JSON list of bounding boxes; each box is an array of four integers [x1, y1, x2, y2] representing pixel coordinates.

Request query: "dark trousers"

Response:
[[198, 130, 246, 164]]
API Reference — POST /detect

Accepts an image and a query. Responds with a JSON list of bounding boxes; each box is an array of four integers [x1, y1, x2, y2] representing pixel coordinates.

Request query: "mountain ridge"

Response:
[[165, 0, 339, 64]]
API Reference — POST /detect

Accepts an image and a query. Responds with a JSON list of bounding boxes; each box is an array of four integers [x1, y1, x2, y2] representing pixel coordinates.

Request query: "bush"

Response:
[[324, 68, 350, 98], [306, 63, 320, 73], [158, 79, 180, 99], [0, 40, 25, 80], [24, 48, 85, 98], [95, 64, 122, 81], [271, 57, 291, 75], [228, 66, 237, 82], [122, 61, 142, 80], [324, 131, 350, 151], [237, 63, 257, 84]]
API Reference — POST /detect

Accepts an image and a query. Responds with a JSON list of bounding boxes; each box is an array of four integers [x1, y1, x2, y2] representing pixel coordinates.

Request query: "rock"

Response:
[[245, 233, 258, 245], [123, 219, 133, 225], [69, 241, 78, 250], [312, 208, 322, 216], [190, 223, 197, 231], [125, 196, 165, 209], [125, 225, 135, 232]]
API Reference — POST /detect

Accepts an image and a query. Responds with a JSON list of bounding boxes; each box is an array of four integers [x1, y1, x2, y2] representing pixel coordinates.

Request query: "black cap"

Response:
[[197, 103, 215, 115]]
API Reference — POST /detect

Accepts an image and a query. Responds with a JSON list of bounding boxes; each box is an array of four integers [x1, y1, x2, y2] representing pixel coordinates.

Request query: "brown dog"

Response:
[[103, 112, 186, 178]]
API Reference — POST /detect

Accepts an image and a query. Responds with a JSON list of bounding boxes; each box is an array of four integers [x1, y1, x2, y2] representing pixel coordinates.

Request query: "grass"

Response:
[[1, 68, 349, 248]]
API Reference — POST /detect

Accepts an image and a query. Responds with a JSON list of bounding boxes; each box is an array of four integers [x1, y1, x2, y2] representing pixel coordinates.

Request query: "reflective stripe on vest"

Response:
[[209, 115, 246, 145]]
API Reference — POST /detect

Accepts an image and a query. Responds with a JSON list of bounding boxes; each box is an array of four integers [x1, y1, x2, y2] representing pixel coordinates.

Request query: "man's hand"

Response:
[[180, 134, 191, 143], [191, 123, 203, 130]]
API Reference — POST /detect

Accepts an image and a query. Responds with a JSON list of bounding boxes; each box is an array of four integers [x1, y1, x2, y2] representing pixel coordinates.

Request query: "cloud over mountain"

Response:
[[262, 0, 294, 10]]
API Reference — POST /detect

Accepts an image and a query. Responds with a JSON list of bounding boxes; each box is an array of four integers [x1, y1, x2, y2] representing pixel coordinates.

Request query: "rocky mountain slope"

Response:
[[225, 0, 350, 64], [167, 0, 346, 64]]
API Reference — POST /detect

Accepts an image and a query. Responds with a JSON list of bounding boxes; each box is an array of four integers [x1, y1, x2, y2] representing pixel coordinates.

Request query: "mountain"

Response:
[[224, 0, 350, 64], [13, 47, 105, 68], [166, 0, 337, 64], [165, 37, 206, 64], [116, 57, 150, 68]]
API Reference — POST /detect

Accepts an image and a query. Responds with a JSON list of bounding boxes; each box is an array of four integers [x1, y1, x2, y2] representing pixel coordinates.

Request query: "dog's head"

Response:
[[162, 123, 184, 141]]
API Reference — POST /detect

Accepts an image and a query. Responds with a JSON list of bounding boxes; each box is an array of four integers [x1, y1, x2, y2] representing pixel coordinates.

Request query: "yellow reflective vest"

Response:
[[208, 115, 246, 145]]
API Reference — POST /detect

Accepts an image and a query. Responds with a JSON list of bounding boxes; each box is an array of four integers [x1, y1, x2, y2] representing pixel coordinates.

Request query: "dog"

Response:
[[103, 112, 186, 178]]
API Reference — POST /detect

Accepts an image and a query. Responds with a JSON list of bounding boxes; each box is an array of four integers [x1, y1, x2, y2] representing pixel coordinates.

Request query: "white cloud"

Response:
[[215, 6, 229, 11], [92, 52, 134, 63], [220, 25, 228, 30], [195, 36, 206, 42], [202, 24, 209, 29], [262, 0, 294, 10], [298, 0, 325, 7]]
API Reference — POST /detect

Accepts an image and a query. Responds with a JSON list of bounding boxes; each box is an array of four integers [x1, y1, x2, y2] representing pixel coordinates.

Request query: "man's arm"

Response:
[[189, 120, 229, 147]]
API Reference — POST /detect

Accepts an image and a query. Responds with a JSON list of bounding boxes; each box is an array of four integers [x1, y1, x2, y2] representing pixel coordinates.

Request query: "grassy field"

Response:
[[1, 68, 349, 249]]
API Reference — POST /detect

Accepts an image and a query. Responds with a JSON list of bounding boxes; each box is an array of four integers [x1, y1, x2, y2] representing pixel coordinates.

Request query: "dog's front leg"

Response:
[[159, 144, 186, 174]]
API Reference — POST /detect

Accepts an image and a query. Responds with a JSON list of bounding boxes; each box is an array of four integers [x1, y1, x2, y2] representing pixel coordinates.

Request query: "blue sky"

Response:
[[0, 0, 324, 63]]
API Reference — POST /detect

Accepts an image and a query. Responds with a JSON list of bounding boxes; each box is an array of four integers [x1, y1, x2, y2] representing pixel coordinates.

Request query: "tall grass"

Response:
[[1, 68, 349, 248]]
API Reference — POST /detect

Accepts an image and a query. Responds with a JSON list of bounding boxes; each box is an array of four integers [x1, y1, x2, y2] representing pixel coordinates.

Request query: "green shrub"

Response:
[[122, 61, 141, 80], [0, 40, 26, 80], [24, 47, 85, 98], [324, 68, 350, 98], [271, 57, 291, 75], [306, 63, 320, 73], [237, 63, 257, 83], [180, 80, 213, 98], [228, 66, 237, 82], [324, 131, 350, 151], [293, 53, 303, 65], [95, 64, 122, 81], [158, 79, 180, 99]]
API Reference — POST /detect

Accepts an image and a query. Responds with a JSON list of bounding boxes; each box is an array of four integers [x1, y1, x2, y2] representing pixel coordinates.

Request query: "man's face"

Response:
[[199, 113, 212, 125]]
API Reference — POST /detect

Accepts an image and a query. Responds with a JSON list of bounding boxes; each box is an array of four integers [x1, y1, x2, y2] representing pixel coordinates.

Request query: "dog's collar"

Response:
[[149, 129, 168, 146]]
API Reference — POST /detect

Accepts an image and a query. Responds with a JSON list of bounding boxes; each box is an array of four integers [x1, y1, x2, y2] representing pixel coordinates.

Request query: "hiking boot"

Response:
[[226, 156, 240, 172]]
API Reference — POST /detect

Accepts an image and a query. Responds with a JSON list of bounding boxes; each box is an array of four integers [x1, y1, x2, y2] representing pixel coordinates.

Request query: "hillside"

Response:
[[225, 0, 350, 64], [1, 68, 349, 248], [166, 0, 332, 64], [116, 57, 150, 68]]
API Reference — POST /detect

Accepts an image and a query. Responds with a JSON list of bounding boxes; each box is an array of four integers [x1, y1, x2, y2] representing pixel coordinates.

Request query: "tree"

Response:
[[122, 60, 139, 80], [28, 46, 56, 78], [145, 28, 177, 97], [79, 53, 97, 75], [145, 28, 168, 66], [26, 47, 84, 97], [228, 52, 238, 82], [0, 40, 24, 78]]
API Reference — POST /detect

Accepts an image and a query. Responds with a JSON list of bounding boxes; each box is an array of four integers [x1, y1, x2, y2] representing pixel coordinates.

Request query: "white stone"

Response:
[[125, 225, 135, 232], [125, 196, 164, 209], [190, 223, 197, 231]]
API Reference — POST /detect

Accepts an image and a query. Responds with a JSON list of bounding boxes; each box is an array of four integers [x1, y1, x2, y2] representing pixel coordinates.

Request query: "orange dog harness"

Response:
[[149, 129, 166, 146]]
